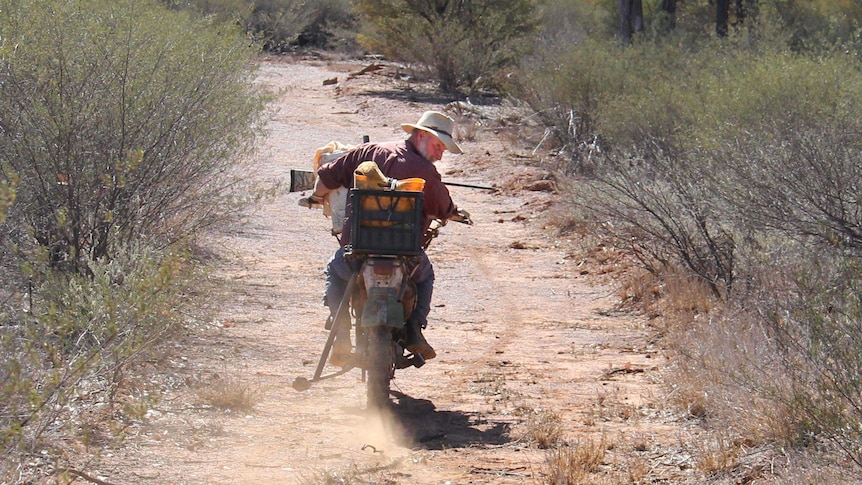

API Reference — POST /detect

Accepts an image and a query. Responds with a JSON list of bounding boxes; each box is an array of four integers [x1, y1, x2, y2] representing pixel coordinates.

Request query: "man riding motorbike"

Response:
[[305, 111, 466, 367]]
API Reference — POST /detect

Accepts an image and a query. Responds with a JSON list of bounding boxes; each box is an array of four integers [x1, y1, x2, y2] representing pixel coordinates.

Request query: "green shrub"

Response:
[[0, 0, 268, 477], [1, 244, 199, 464], [288, 0, 356, 51], [0, 171, 16, 225], [529, 32, 862, 297], [666, 253, 862, 469], [511, 37, 618, 165], [533, 0, 615, 48], [703, 54, 862, 253], [168, 0, 357, 52], [0, 0, 269, 273], [519, 6, 862, 470], [514, 37, 706, 172], [244, 0, 355, 52], [354, 0, 539, 94], [515, 38, 738, 296]]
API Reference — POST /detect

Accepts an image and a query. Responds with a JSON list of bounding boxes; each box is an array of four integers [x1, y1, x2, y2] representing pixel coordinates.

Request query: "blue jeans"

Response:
[[324, 247, 435, 328]]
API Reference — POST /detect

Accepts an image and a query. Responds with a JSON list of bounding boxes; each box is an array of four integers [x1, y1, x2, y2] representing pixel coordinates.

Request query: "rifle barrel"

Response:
[[443, 181, 496, 191]]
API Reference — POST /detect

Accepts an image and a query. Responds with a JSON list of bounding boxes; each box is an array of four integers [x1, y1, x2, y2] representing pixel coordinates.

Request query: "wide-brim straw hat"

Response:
[[401, 111, 463, 154]]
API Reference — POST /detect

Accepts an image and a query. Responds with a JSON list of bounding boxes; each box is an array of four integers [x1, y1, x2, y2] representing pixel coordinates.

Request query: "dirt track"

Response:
[[99, 56, 701, 484]]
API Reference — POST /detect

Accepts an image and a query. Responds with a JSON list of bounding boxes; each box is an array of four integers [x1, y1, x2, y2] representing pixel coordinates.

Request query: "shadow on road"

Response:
[[386, 391, 512, 450]]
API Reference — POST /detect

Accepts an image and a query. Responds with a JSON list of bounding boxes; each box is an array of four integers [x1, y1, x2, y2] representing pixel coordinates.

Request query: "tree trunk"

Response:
[[618, 0, 644, 43], [717, 0, 758, 36], [658, 0, 677, 32], [716, 0, 730, 36]]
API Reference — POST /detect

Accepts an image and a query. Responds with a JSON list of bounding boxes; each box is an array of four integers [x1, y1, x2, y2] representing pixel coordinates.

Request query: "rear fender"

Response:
[[360, 287, 405, 328]]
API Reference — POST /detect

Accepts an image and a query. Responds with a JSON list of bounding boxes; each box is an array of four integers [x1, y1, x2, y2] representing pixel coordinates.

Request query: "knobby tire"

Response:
[[366, 326, 394, 409]]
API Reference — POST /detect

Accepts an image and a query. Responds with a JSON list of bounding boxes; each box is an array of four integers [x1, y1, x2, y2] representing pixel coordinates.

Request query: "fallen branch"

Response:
[[347, 63, 384, 80], [56, 469, 119, 485], [601, 364, 656, 380], [355, 457, 405, 475], [469, 465, 529, 478]]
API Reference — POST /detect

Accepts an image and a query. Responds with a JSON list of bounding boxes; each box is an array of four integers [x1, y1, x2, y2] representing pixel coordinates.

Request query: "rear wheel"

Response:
[[366, 326, 395, 409]]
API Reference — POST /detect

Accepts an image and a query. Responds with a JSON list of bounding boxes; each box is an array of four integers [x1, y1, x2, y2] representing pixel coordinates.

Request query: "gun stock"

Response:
[[289, 169, 316, 192]]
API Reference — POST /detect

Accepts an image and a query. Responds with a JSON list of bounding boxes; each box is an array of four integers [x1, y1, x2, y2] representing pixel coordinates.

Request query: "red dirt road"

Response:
[[100, 56, 700, 484]]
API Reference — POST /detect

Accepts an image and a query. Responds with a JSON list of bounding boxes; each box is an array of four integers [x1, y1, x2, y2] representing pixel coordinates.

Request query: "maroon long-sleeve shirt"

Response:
[[316, 140, 457, 244]]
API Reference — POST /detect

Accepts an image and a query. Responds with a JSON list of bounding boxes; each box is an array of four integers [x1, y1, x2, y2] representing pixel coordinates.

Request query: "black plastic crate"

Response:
[[348, 189, 424, 255]]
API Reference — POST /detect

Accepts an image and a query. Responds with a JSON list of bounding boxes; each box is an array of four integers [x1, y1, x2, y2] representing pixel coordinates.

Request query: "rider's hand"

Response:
[[450, 208, 473, 225]]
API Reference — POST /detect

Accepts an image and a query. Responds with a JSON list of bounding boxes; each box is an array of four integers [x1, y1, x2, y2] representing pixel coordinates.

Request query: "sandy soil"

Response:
[[93, 56, 706, 484]]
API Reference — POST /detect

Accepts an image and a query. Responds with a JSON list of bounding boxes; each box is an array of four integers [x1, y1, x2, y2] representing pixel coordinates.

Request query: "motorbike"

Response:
[[293, 184, 471, 409]]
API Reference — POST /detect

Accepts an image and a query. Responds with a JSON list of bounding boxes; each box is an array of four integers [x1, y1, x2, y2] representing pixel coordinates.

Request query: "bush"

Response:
[[575, 150, 736, 299], [243, 0, 356, 52], [511, 37, 620, 166], [354, 0, 539, 94], [0, 0, 269, 274], [703, 54, 862, 253], [167, 0, 357, 52], [527, 34, 862, 296], [0, 245, 200, 472], [513, 37, 701, 172], [0, 0, 267, 477], [665, 253, 862, 470], [519, 2, 862, 472], [0, 171, 16, 225], [516, 38, 737, 296]]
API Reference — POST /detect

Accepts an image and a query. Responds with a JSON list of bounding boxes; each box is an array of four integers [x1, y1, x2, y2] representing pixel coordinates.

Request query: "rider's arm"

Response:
[[307, 177, 331, 205], [312, 148, 360, 203], [422, 172, 458, 221]]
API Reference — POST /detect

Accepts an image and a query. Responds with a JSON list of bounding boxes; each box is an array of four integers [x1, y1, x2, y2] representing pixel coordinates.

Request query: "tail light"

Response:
[[362, 258, 403, 289]]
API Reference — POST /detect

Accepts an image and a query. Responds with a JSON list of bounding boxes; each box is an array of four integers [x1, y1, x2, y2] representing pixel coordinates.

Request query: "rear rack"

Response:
[[348, 189, 424, 256]]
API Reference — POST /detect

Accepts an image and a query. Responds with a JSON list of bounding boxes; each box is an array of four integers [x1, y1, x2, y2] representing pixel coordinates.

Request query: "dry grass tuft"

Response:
[[197, 375, 264, 412], [691, 431, 740, 476], [625, 454, 649, 483], [617, 267, 716, 321], [298, 461, 403, 485], [524, 410, 564, 449], [617, 269, 663, 310], [542, 436, 607, 484], [589, 385, 640, 424], [664, 378, 709, 420], [658, 272, 715, 317]]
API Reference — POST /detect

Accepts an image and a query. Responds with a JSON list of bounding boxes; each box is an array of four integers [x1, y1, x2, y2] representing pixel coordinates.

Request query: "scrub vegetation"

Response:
[[513, 0, 862, 479], [3, 0, 862, 482], [0, 0, 268, 477]]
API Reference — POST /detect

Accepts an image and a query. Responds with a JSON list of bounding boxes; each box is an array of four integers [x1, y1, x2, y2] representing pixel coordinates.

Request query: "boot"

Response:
[[329, 317, 353, 368], [405, 318, 436, 360]]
